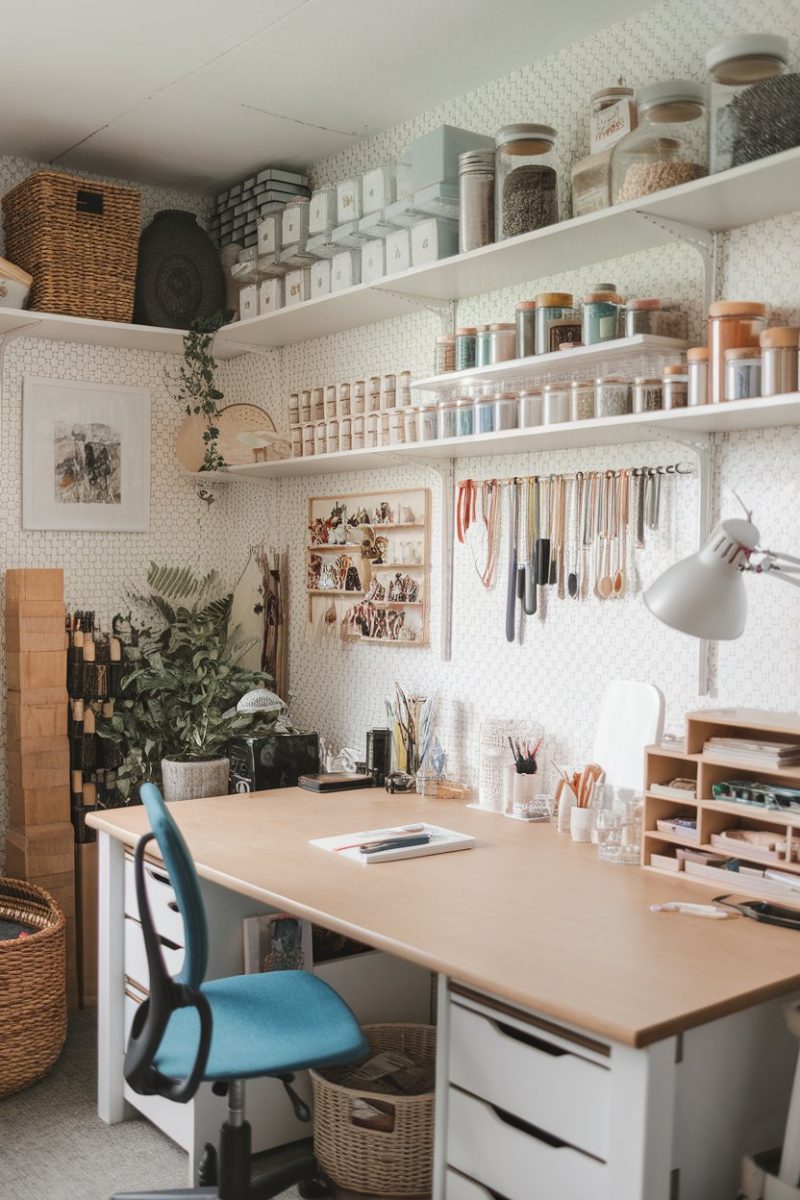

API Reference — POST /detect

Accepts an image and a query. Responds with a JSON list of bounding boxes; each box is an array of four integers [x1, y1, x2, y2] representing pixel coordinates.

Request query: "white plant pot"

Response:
[[161, 756, 230, 804]]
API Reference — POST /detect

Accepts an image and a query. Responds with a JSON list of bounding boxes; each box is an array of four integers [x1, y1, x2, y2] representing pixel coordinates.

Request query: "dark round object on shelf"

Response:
[[134, 209, 225, 328]]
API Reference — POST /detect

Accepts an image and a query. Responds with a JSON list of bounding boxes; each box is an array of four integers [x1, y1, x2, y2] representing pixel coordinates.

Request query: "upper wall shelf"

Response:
[[0, 307, 243, 359], [213, 146, 800, 353]]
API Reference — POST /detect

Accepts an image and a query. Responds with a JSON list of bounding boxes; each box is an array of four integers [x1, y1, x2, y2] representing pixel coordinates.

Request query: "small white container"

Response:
[[300, 390, 312, 422], [385, 229, 412, 275], [284, 268, 312, 307], [281, 198, 310, 246], [336, 178, 363, 223], [570, 806, 593, 843], [543, 386, 570, 424], [361, 239, 386, 284], [519, 391, 543, 427], [362, 165, 398, 213], [310, 259, 331, 298], [309, 187, 337, 235], [258, 278, 283, 315], [419, 404, 439, 442], [331, 251, 361, 292], [493, 393, 519, 430], [411, 217, 459, 267], [412, 181, 460, 220], [239, 284, 258, 321], [256, 212, 282, 256]]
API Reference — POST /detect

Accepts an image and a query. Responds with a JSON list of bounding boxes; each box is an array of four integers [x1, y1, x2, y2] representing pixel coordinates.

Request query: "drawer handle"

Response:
[[449, 1171, 511, 1200], [167, 901, 180, 913], [158, 933, 181, 952], [145, 865, 172, 888], [490, 1100, 567, 1149], [493, 1019, 567, 1057]]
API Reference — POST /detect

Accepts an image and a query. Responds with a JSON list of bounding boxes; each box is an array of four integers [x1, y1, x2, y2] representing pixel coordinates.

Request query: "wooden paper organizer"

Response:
[[643, 709, 800, 902]]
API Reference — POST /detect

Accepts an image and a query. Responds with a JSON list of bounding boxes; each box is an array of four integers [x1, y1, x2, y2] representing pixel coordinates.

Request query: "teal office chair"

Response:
[[113, 783, 367, 1200]]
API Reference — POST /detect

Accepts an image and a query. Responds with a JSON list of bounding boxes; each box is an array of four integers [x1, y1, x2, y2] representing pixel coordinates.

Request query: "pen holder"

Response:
[[570, 806, 593, 843], [504, 770, 538, 817], [555, 780, 578, 834]]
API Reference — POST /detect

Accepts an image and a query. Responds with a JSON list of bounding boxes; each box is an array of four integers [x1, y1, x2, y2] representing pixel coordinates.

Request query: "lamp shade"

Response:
[[643, 518, 759, 640]]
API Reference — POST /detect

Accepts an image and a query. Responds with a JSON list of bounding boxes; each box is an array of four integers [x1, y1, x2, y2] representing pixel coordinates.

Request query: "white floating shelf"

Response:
[[192, 394, 800, 480], [412, 335, 690, 395], [0, 307, 243, 359]]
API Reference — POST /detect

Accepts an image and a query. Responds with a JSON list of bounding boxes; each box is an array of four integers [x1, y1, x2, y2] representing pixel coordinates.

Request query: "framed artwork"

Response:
[[22, 376, 151, 531]]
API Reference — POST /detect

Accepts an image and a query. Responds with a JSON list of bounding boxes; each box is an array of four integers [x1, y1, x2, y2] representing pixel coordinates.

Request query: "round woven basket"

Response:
[[0, 877, 67, 1099], [310, 1023, 436, 1197]]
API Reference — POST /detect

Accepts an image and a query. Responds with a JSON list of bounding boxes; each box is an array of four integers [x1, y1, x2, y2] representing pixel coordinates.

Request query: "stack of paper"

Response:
[[704, 737, 800, 767]]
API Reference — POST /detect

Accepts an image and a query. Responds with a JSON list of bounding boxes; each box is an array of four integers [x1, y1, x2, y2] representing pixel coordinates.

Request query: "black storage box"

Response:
[[227, 733, 320, 793]]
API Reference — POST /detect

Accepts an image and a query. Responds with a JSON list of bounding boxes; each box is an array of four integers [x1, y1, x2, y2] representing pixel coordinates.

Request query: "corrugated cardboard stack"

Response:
[[4, 568, 77, 1006]]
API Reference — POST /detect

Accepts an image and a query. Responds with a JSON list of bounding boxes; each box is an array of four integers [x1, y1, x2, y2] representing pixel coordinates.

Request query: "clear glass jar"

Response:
[[663, 365, 688, 408], [611, 80, 708, 203], [455, 327, 477, 371], [325, 385, 337, 419], [685, 347, 709, 406], [338, 383, 351, 417], [365, 411, 379, 449], [311, 387, 325, 421], [570, 380, 595, 420], [314, 419, 327, 454], [456, 395, 476, 437], [381, 374, 397, 409], [399, 370, 412, 408], [725, 347, 762, 400], [403, 407, 418, 444], [435, 334, 456, 374], [379, 411, 390, 446], [338, 415, 351, 451], [520, 390, 543, 426], [625, 299, 688, 339], [581, 291, 624, 345], [352, 413, 365, 450], [595, 377, 630, 417], [326, 416, 340, 452], [389, 407, 405, 446], [488, 323, 516, 363], [369, 376, 381, 412], [495, 124, 558, 240], [300, 389, 312, 423], [542, 385, 569, 424], [475, 395, 495, 433], [353, 380, 365, 414], [590, 85, 637, 154], [494, 392, 519, 430], [476, 326, 492, 367], [706, 34, 794, 173], [459, 149, 495, 253], [708, 301, 768, 403], [438, 400, 458, 440], [419, 403, 439, 442], [302, 421, 315, 456], [535, 293, 580, 355], [760, 327, 799, 396], [290, 424, 302, 457], [289, 392, 300, 424], [632, 376, 663, 413], [515, 301, 536, 358]]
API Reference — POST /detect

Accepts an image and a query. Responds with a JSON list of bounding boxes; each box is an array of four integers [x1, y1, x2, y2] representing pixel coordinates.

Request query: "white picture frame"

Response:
[[22, 376, 151, 531]]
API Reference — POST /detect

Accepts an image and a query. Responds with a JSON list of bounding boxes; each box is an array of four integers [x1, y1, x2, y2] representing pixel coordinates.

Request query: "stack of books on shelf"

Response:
[[703, 737, 800, 768]]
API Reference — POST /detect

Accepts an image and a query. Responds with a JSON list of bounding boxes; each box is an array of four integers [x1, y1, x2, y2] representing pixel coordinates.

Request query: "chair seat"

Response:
[[153, 970, 367, 1082]]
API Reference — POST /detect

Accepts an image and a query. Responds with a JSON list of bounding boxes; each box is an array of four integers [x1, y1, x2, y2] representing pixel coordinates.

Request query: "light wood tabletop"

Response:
[[88, 787, 800, 1048]]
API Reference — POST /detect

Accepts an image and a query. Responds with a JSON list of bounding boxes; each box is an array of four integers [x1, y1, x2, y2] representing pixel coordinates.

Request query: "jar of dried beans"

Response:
[[611, 81, 708, 203]]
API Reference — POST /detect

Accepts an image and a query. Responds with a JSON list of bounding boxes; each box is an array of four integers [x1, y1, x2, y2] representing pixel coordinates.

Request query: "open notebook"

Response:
[[311, 822, 475, 864]]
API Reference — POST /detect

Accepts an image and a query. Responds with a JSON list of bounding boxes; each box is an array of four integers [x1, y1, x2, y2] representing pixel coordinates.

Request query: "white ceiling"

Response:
[[2, 0, 654, 193]]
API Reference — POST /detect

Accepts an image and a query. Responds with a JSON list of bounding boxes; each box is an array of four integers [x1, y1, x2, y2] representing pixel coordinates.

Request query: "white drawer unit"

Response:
[[446, 1088, 606, 1200], [448, 996, 611, 1159], [124, 915, 185, 988], [124, 851, 184, 948]]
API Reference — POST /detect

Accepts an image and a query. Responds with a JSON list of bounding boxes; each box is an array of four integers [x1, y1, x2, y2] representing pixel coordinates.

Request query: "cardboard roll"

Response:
[[176, 403, 278, 469]]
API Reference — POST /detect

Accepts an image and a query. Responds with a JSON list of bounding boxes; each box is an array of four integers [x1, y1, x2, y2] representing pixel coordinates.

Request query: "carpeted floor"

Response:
[[0, 1009, 305, 1199]]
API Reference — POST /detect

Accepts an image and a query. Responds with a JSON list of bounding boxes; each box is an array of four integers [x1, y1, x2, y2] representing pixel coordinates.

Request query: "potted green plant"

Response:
[[101, 563, 279, 802]]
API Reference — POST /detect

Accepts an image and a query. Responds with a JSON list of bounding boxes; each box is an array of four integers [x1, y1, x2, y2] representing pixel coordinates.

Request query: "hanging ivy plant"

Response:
[[170, 310, 232, 472]]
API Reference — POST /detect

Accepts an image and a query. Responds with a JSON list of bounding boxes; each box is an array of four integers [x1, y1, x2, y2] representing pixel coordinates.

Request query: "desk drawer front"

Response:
[[124, 852, 184, 947], [124, 914, 184, 991], [447, 1088, 605, 1200], [449, 1000, 610, 1159]]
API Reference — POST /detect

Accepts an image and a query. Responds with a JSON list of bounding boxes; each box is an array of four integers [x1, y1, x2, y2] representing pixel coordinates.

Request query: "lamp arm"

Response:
[[747, 549, 800, 589]]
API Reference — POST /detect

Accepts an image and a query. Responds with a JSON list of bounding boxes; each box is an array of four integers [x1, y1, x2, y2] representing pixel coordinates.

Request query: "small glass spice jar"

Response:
[[312, 387, 325, 421], [365, 411, 380, 448], [625, 299, 688, 339], [381, 373, 397, 409], [582, 290, 624, 345], [663, 364, 689, 408], [339, 415, 352, 452], [595, 376, 630, 417], [520, 390, 543, 426], [338, 382, 351, 417], [399, 370, 413, 407], [543, 384, 570, 424], [495, 124, 558, 241], [326, 416, 340, 453], [419, 403, 439, 442], [389, 407, 405, 446], [302, 421, 316, 456], [725, 347, 762, 400], [459, 149, 495, 253], [369, 376, 381, 412], [289, 392, 300, 424], [708, 301, 768, 403], [379, 411, 390, 447], [352, 413, 365, 450], [475, 394, 495, 433], [475, 325, 492, 367], [290, 424, 303, 457], [456, 395, 476, 437], [760, 327, 799, 396], [687, 347, 709, 406], [353, 380, 366, 414], [515, 300, 537, 358], [494, 392, 519, 430], [403, 407, 418, 444], [325, 385, 337, 419], [435, 334, 456, 374], [632, 376, 663, 413], [488, 323, 516, 363], [438, 399, 458, 440], [535, 293, 580, 355], [314, 419, 327, 454], [455, 327, 478, 371], [300, 389, 312, 422], [569, 380, 595, 421]]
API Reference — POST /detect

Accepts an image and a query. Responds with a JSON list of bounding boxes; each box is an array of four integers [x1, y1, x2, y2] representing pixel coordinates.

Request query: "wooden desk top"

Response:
[[88, 788, 800, 1048]]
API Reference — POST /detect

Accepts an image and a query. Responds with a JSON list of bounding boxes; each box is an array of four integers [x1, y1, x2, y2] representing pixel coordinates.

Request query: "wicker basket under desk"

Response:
[[2, 170, 140, 321]]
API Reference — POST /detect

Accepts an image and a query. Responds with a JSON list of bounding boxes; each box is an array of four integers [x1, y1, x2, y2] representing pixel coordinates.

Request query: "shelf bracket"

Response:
[[642, 426, 716, 696], [376, 290, 456, 335], [633, 212, 720, 311]]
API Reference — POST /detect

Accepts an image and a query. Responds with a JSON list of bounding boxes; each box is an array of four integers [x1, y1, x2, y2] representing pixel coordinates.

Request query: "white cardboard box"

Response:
[[309, 187, 337, 235], [239, 284, 258, 321], [385, 229, 411, 275], [281, 200, 309, 247], [331, 250, 361, 293], [411, 217, 459, 267], [362, 166, 397, 214], [284, 268, 312, 307], [258, 278, 284, 315], [310, 260, 331, 298], [360, 240, 386, 284], [336, 178, 363, 224], [257, 212, 282, 256]]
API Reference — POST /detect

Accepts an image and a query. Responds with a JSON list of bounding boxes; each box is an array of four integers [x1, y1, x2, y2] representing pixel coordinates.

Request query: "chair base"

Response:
[[112, 1153, 332, 1200]]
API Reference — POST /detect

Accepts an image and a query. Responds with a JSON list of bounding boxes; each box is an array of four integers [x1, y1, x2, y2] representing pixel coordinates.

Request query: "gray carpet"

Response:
[[0, 1010, 304, 1199]]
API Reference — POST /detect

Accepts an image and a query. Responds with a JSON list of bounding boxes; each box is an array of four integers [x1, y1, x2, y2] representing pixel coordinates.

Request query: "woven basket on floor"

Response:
[[2, 170, 140, 321], [0, 877, 67, 1099], [310, 1023, 436, 1197]]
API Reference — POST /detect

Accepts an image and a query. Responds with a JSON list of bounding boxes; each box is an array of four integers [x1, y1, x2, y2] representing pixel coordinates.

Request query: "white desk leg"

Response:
[[432, 975, 450, 1200], [97, 831, 134, 1123], [607, 1037, 678, 1200]]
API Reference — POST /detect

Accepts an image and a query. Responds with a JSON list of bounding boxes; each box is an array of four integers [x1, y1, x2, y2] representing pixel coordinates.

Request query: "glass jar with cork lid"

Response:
[[495, 124, 558, 241], [761, 326, 799, 396], [706, 34, 795, 174], [708, 301, 768, 403], [611, 81, 708, 203]]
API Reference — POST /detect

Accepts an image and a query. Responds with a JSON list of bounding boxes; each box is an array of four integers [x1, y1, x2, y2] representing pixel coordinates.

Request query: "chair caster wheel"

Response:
[[298, 1173, 334, 1198], [198, 1143, 218, 1187]]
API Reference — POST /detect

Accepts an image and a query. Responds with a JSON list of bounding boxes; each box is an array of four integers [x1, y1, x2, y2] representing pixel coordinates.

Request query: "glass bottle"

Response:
[[458, 150, 495, 252]]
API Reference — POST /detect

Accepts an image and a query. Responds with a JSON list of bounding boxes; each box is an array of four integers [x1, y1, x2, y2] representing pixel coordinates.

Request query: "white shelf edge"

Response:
[[0, 307, 244, 359]]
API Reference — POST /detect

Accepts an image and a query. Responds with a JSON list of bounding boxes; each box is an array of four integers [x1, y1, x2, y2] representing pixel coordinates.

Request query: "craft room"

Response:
[[2, 2, 800, 1199]]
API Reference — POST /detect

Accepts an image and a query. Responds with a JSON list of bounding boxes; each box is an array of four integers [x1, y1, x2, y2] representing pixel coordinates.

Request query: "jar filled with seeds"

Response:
[[495, 124, 558, 241], [458, 150, 495, 253], [290, 425, 303, 457], [369, 376, 382, 412], [352, 413, 365, 450], [687, 346, 709, 406], [515, 300, 537, 358], [520, 390, 543, 426], [611, 81, 708, 203], [632, 376, 663, 412], [476, 326, 492, 367], [365, 411, 380, 448], [389, 407, 405, 446], [570, 379, 595, 420], [488, 323, 516, 363], [581, 290, 624, 345], [338, 383, 351, 417], [289, 392, 300, 424], [326, 416, 340, 452], [595, 376, 631, 417], [494, 393, 519, 430], [625, 299, 688, 339], [706, 34, 797, 174], [435, 334, 456, 374], [404, 407, 419, 444], [456, 395, 476, 437], [399, 370, 413, 407], [339, 415, 352, 452], [761, 326, 799, 396], [542, 384, 569, 424], [438, 399, 459, 440], [475, 394, 495, 433], [419, 403, 439, 442], [312, 387, 325, 421], [455, 327, 478, 371], [353, 380, 366, 414], [325, 385, 337, 419], [725, 347, 762, 400], [381, 373, 397, 409], [663, 364, 689, 408], [535, 293, 581, 355]]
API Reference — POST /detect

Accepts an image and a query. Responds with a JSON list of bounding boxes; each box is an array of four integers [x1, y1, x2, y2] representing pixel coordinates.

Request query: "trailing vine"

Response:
[[171, 310, 232, 472]]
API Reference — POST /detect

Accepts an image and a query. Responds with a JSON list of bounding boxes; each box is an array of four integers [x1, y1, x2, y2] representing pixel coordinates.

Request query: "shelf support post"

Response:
[[633, 212, 720, 311]]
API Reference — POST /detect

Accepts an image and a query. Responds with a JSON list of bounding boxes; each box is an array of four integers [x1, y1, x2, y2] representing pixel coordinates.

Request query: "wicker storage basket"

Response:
[[2, 170, 141, 321], [0, 877, 67, 1098], [310, 1023, 436, 1197]]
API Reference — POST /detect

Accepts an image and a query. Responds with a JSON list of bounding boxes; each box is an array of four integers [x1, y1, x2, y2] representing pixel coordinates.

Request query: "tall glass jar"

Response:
[[476, 326, 492, 366], [475, 394, 495, 433], [706, 34, 794, 173], [595, 377, 630, 417], [570, 379, 595, 420], [435, 335, 456, 375], [418, 403, 439, 442], [438, 400, 458, 440], [520, 390, 543, 426], [581, 290, 624, 345], [542, 385, 569, 424], [535, 293, 579, 355], [495, 124, 558, 241], [338, 383, 351, 418], [761, 326, 799, 396], [455, 328, 477, 371], [725, 347, 761, 400], [353, 380, 366, 414], [458, 150, 495, 253], [663, 364, 689, 409], [632, 377, 663, 413], [403, 407, 419, 444], [611, 81, 708, 203], [456, 395, 476, 437], [708, 301, 768, 403], [515, 300, 536, 358], [488, 323, 516, 363]]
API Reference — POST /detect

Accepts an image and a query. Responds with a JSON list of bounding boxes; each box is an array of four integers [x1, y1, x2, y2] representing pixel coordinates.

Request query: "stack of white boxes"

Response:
[[210, 168, 309, 249]]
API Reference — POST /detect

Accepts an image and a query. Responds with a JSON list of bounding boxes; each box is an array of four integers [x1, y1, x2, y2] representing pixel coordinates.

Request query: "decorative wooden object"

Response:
[[643, 709, 800, 903], [306, 487, 430, 647]]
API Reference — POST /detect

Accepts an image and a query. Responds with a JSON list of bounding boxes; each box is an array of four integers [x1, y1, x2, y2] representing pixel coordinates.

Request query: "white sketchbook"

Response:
[[311, 823, 475, 865]]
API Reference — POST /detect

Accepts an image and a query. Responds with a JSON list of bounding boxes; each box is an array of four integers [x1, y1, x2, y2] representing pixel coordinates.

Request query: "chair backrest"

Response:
[[592, 679, 665, 794], [139, 782, 208, 989]]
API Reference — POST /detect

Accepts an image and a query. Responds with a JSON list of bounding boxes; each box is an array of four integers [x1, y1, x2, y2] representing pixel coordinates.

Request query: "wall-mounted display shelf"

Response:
[[212, 146, 800, 353], [412, 334, 689, 396], [191, 393, 800, 482], [0, 307, 243, 359], [642, 709, 800, 906]]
